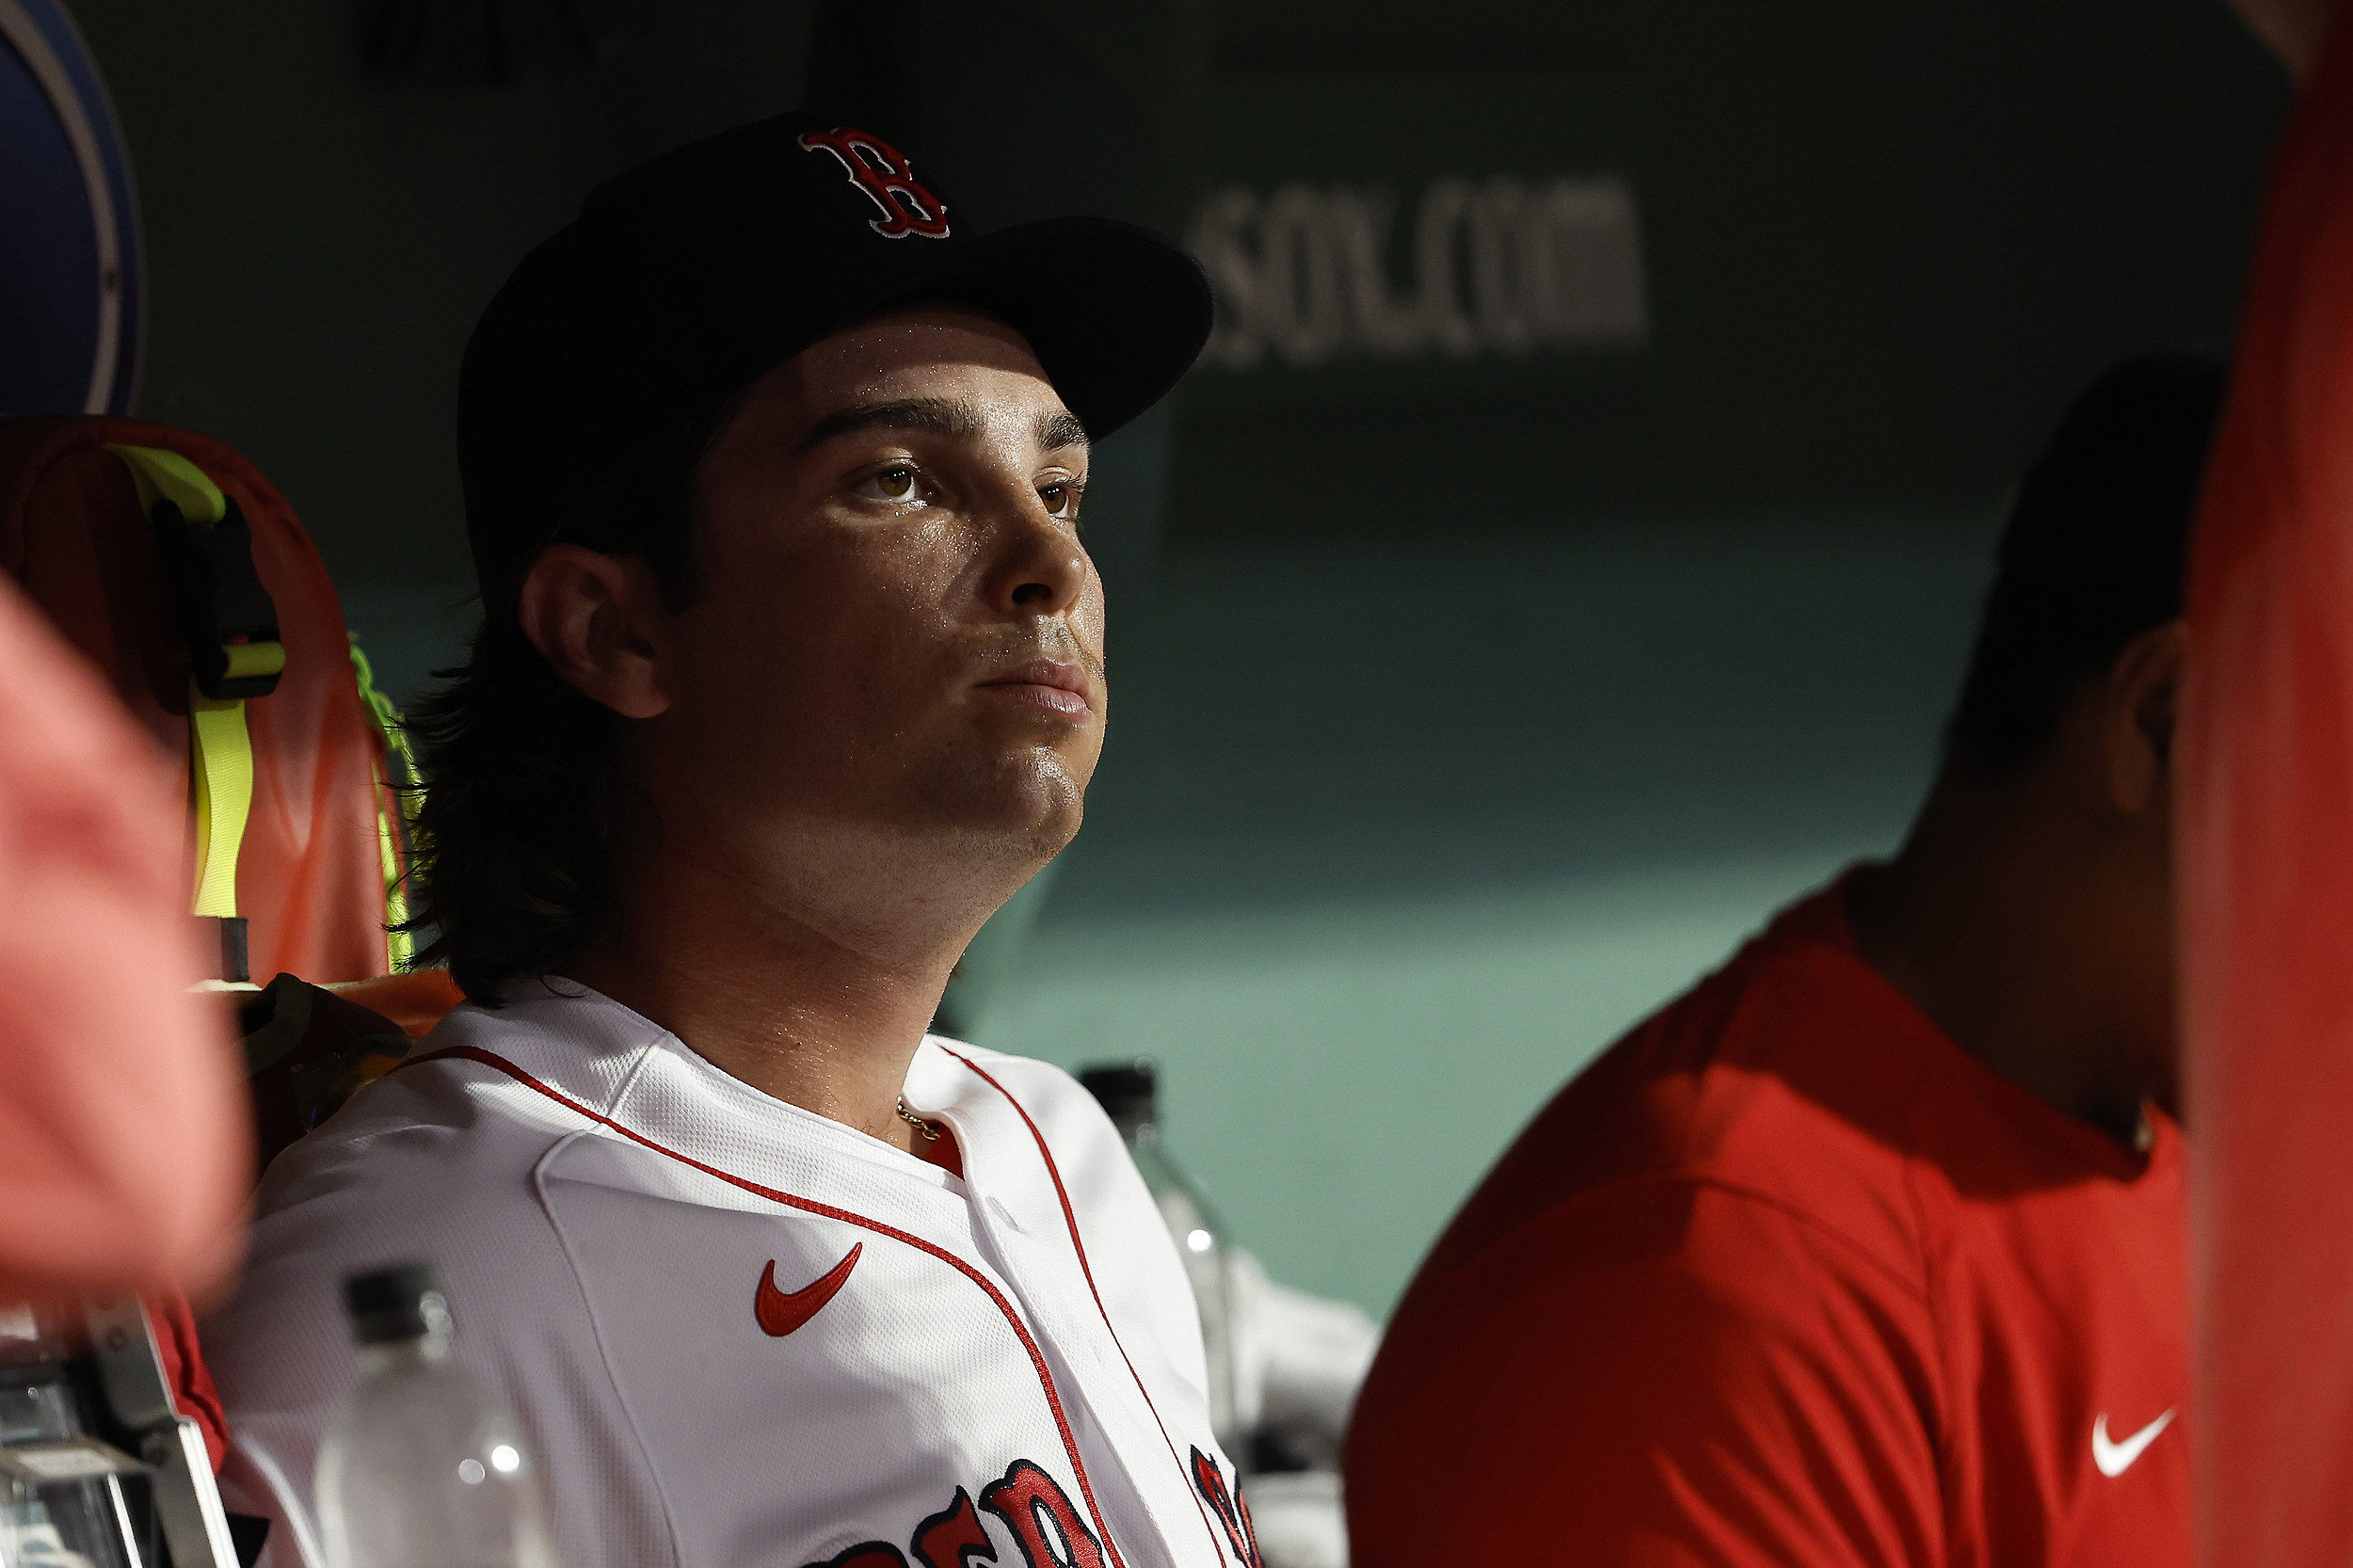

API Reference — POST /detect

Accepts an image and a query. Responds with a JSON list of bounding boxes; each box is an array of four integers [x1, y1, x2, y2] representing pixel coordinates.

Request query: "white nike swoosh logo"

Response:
[[2092, 1408, 2176, 1477]]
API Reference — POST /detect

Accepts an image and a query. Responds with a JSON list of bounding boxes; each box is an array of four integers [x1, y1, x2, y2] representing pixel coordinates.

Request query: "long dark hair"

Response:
[[403, 399, 734, 1002]]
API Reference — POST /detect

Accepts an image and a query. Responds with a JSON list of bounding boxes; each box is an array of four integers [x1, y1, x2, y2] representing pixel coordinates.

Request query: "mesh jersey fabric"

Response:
[[1345, 875, 2185, 1568], [201, 982, 1244, 1568]]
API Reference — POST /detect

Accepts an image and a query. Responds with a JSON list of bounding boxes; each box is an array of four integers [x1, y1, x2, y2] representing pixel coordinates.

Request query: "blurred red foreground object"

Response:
[[0, 571, 246, 1304], [2183, 8, 2353, 1564]]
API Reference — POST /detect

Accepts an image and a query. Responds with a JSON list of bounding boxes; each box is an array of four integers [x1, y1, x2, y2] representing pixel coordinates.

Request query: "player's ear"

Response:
[[517, 545, 675, 721], [2104, 619, 2187, 816]]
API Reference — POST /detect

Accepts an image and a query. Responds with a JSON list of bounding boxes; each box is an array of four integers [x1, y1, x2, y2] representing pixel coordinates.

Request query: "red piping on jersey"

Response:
[[940, 1048, 1233, 1566], [395, 1045, 1129, 1568]]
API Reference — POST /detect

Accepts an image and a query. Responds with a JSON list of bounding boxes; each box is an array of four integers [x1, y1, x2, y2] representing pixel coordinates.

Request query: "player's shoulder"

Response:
[[1585, 879, 1941, 1165], [241, 1064, 569, 1295], [1418, 877, 1946, 1294], [254, 985, 658, 1220], [216, 993, 645, 1408]]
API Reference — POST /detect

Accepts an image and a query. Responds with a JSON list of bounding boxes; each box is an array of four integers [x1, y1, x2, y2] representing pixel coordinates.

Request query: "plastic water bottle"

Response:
[[1080, 1061, 1245, 1452], [315, 1264, 556, 1568]]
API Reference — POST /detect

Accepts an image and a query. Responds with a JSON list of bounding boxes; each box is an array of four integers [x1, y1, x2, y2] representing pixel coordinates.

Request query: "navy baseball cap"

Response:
[[457, 112, 1213, 608]]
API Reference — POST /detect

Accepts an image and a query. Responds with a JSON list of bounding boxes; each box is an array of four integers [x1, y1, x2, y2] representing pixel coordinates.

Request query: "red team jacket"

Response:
[[1347, 878, 2185, 1567]]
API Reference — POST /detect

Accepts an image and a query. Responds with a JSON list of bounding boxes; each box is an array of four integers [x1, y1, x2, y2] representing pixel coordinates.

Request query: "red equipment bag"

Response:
[[0, 415, 412, 984]]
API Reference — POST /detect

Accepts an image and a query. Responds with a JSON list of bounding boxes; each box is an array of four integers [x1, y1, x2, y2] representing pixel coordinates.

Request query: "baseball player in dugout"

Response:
[[1347, 354, 2226, 1568], [200, 116, 1248, 1568]]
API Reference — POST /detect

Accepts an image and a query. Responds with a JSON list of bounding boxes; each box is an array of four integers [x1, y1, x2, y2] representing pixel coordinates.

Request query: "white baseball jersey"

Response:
[[202, 982, 1259, 1568]]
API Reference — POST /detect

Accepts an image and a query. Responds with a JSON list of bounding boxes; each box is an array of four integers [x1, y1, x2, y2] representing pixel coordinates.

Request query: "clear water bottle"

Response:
[[1080, 1061, 1244, 1452], [316, 1264, 557, 1568]]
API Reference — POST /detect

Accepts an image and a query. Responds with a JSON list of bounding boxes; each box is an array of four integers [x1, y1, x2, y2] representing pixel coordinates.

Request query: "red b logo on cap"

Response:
[[797, 127, 952, 240]]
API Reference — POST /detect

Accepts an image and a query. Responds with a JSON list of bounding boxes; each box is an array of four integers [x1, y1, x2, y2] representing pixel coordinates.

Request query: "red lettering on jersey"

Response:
[[806, 1544, 908, 1568], [980, 1459, 1104, 1568], [796, 127, 952, 239], [1189, 1448, 1263, 1568], [912, 1486, 998, 1568]]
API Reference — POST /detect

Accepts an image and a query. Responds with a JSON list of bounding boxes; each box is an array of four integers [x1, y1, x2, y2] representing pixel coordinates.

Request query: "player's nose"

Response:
[[977, 491, 1089, 619]]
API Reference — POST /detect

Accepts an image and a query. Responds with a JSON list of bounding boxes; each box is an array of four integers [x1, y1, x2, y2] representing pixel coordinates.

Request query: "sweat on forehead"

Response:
[[781, 305, 1054, 391], [720, 307, 1091, 456]]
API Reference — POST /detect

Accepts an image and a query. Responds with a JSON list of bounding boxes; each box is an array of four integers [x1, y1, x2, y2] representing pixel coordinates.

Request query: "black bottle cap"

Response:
[[1078, 1059, 1158, 1127], [344, 1262, 451, 1345]]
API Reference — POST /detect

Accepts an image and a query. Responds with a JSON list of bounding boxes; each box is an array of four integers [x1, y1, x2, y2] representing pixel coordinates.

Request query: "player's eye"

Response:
[[1038, 481, 1080, 520], [856, 465, 922, 504]]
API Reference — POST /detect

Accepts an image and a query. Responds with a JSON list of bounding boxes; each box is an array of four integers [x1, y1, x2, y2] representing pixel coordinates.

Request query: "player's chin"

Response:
[[952, 746, 1092, 838]]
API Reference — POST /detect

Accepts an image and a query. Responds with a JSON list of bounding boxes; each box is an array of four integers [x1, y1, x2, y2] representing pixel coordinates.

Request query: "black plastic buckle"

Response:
[[149, 495, 282, 701], [216, 916, 249, 985]]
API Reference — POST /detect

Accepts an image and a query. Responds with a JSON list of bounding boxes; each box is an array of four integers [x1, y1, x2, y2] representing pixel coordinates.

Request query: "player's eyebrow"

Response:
[[1036, 409, 1089, 453], [796, 396, 979, 452]]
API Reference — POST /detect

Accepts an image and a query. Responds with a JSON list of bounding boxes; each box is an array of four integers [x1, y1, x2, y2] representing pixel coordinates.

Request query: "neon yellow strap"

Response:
[[349, 636, 419, 971], [104, 442, 223, 525], [106, 444, 254, 921], [187, 694, 253, 920], [222, 640, 286, 681]]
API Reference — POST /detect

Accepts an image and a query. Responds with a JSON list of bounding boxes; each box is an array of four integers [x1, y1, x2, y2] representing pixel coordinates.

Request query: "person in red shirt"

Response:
[[1346, 354, 2224, 1568]]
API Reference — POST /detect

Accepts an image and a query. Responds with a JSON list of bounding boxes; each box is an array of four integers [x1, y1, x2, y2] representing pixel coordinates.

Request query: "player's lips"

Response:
[[974, 659, 1093, 719]]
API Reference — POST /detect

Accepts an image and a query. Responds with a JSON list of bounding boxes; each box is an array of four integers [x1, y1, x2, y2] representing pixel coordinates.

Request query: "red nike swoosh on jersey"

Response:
[[755, 1243, 863, 1336]]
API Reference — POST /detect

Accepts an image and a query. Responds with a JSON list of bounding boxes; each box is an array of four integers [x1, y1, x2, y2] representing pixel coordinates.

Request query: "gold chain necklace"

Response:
[[896, 1098, 943, 1143]]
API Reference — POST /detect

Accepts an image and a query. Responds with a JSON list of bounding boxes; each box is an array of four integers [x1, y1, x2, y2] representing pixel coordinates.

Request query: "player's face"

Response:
[[660, 304, 1104, 870]]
